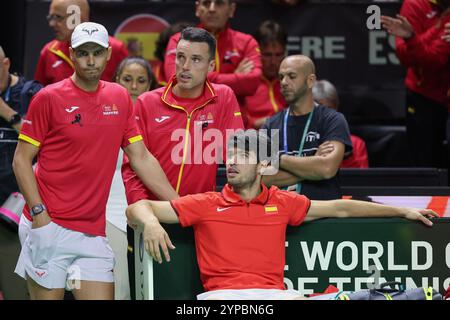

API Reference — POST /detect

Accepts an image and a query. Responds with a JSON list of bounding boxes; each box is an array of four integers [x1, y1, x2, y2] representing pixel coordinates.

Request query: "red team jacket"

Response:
[[122, 76, 244, 204], [341, 135, 369, 168], [242, 77, 286, 129], [395, 0, 450, 109], [164, 24, 262, 99], [34, 36, 128, 86]]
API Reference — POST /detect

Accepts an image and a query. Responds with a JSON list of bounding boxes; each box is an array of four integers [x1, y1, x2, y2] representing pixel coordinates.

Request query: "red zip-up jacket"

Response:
[[34, 36, 128, 86], [121, 76, 244, 204], [242, 76, 286, 129], [164, 24, 262, 99], [395, 0, 450, 108]]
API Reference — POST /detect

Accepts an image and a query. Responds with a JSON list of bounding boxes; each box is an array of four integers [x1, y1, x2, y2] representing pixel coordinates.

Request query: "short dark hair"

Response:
[[254, 20, 287, 48], [114, 56, 157, 90], [179, 27, 216, 61], [228, 129, 272, 163]]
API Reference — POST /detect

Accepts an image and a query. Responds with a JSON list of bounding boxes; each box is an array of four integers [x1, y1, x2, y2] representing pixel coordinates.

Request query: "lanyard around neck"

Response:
[[282, 106, 315, 194], [2, 75, 12, 103], [283, 106, 314, 153]]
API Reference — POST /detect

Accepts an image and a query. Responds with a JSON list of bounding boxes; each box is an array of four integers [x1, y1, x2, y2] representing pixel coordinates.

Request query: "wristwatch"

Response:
[[30, 204, 47, 217], [8, 113, 22, 126]]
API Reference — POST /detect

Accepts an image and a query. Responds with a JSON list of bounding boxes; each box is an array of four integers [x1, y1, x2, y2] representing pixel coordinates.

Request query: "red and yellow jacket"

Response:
[[242, 76, 286, 129], [121, 76, 244, 204], [34, 36, 128, 86], [395, 0, 450, 109]]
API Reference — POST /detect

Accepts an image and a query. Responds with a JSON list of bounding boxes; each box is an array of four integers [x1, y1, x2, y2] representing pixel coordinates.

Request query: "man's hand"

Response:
[[0, 97, 16, 120], [234, 58, 254, 74], [31, 211, 52, 229], [381, 14, 414, 39], [143, 220, 175, 263], [314, 141, 335, 157], [443, 22, 450, 42], [402, 208, 439, 227]]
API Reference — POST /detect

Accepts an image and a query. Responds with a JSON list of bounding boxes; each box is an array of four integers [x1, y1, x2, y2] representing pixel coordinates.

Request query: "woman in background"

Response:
[[106, 57, 156, 300]]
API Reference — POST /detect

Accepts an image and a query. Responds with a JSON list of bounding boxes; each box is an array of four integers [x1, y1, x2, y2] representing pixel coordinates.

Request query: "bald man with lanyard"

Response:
[[262, 55, 352, 200]]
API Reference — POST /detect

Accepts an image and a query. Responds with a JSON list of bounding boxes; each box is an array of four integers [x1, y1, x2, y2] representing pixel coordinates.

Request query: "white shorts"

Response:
[[197, 288, 303, 300], [15, 215, 115, 289]]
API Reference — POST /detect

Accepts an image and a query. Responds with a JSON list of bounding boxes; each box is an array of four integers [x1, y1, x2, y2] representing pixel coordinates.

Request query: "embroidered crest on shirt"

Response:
[[102, 104, 119, 116], [195, 112, 214, 127], [65, 106, 79, 113], [155, 116, 170, 123], [224, 50, 240, 62]]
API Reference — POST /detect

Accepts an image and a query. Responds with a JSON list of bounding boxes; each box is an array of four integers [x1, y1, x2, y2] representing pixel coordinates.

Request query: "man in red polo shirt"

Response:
[[126, 130, 438, 300], [121, 27, 243, 298], [163, 0, 262, 105], [242, 20, 287, 129], [13, 22, 177, 300], [34, 0, 128, 86]]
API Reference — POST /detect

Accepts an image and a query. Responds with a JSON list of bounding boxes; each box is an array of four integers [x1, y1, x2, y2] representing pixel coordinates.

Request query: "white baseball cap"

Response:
[[71, 22, 109, 49]]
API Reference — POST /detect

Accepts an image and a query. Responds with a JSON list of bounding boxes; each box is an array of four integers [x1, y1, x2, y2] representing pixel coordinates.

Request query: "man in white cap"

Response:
[[13, 22, 178, 300]]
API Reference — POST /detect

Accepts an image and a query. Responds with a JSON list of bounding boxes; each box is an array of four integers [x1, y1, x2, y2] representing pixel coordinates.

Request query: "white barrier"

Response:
[[134, 227, 153, 300]]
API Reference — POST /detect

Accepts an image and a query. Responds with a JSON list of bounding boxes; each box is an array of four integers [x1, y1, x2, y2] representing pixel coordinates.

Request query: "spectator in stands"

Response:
[[381, 0, 450, 168], [115, 56, 157, 102], [0, 46, 42, 300], [126, 129, 438, 300], [262, 55, 352, 200], [242, 20, 287, 129], [154, 22, 192, 87], [121, 27, 244, 299], [313, 79, 369, 169], [164, 0, 262, 106], [35, 0, 128, 85]]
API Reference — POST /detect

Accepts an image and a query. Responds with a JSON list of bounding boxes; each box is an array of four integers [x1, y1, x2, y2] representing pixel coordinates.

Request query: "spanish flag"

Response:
[[265, 205, 278, 214]]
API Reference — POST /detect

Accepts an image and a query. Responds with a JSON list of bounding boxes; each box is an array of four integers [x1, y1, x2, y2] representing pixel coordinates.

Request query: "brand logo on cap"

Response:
[[82, 27, 99, 36]]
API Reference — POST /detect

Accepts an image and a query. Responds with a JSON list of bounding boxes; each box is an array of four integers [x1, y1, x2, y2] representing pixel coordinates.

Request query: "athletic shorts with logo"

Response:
[[15, 216, 115, 289]]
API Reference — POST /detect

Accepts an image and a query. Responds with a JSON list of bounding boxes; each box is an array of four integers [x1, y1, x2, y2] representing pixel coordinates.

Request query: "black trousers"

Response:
[[406, 90, 448, 168]]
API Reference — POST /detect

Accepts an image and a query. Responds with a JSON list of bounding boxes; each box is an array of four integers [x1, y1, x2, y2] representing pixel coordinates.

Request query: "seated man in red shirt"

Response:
[[126, 130, 437, 300], [312, 79, 369, 168], [35, 0, 128, 85], [164, 0, 262, 105], [13, 22, 177, 300], [121, 26, 244, 299], [242, 20, 287, 129]]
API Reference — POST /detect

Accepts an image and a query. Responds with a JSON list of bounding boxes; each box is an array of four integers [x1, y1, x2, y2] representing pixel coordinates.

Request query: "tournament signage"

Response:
[[285, 218, 450, 296], [135, 218, 450, 299]]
